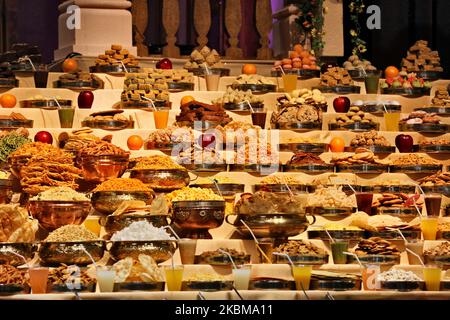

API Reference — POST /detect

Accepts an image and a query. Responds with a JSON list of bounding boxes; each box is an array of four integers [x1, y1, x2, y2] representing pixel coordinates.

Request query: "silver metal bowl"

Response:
[[129, 169, 190, 192], [91, 191, 154, 215], [80, 154, 129, 182], [38, 240, 106, 266], [102, 214, 171, 236], [0, 242, 36, 266], [108, 240, 178, 263], [27, 200, 92, 230]]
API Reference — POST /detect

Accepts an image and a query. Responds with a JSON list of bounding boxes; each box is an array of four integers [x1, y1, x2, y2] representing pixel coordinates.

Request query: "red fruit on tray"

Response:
[[395, 134, 414, 153], [78, 91, 94, 109], [333, 96, 351, 113], [199, 133, 216, 149], [156, 58, 173, 70], [34, 131, 53, 144]]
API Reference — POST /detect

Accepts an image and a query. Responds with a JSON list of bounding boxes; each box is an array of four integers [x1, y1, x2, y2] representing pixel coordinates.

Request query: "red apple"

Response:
[[156, 58, 173, 70], [395, 134, 414, 153], [34, 131, 53, 144], [78, 91, 94, 109], [199, 133, 216, 149], [333, 96, 351, 113]]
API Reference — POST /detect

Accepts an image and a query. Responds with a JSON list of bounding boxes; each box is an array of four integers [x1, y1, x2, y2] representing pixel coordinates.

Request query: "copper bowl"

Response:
[[129, 168, 190, 192], [172, 200, 226, 239], [80, 154, 129, 182], [38, 240, 106, 266], [27, 200, 92, 230], [91, 191, 154, 215], [0, 179, 13, 204], [0, 242, 36, 266], [102, 214, 171, 236], [108, 240, 178, 263]]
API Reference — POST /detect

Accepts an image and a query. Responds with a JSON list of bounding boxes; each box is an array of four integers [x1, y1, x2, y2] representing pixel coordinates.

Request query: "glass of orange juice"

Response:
[[423, 266, 441, 291], [29, 267, 49, 294], [291, 265, 312, 290], [384, 112, 401, 131], [165, 265, 184, 291], [421, 217, 439, 240], [84, 217, 101, 237], [282, 74, 298, 93], [154, 109, 169, 129]]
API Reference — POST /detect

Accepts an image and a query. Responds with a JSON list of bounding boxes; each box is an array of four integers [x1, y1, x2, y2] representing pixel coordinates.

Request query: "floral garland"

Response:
[[349, 0, 367, 57], [295, 0, 327, 57]]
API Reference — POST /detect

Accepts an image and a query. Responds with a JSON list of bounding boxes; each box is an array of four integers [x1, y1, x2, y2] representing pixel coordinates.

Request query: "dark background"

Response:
[[0, 0, 449, 78]]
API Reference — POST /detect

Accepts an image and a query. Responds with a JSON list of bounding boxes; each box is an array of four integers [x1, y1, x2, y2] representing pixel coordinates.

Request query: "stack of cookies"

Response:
[[320, 67, 354, 86], [431, 86, 449, 107], [372, 193, 423, 208], [95, 44, 139, 67], [401, 40, 442, 72], [121, 73, 170, 103]]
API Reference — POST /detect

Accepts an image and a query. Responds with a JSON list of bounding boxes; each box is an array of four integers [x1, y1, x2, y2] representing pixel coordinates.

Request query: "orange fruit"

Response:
[[62, 58, 78, 73], [127, 135, 144, 150], [302, 57, 312, 65], [289, 51, 300, 59], [329, 137, 345, 152], [293, 44, 303, 54], [0, 94, 17, 108], [385, 66, 399, 79], [299, 51, 310, 59], [180, 95, 195, 106], [242, 64, 257, 75]]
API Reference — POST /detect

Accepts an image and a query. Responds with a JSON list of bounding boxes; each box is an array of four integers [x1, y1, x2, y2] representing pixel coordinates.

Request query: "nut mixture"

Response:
[[92, 178, 152, 192], [320, 67, 354, 87], [377, 270, 421, 282], [166, 187, 224, 202], [200, 248, 247, 261], [274, 240, 326, 256], [350, 131, 390, 147], [132, 155, 185, 170], [353, 237, 400, 256], [260, 175, 302, 185], [44, 225, 98, 242], [392, 154, 440, 166]]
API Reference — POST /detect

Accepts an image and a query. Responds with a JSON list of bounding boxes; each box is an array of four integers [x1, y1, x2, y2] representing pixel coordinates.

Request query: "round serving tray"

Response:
[[345, 145, 395, 154], [399, 123, 449, 133], [273, 121, 322, 131], [0, 119, 33, 129], [420, 185, 450, 197], [305, 206, 356, 218], [414, 71, 443, 81], [113, 282, 165, 292], [367, 229, 421, 240], [81, 119, 134, 131], [361, 185, 416, 194], [190, 183, 244, 197], [0, 242, 36, 266], [348, 254, 401, 265], [19, 99, 72, 109], [314, 85, 361, 94], [182, 280, 233, 292], [253, 184, 308, 194], [271, 69, 320, 79], [186, 68, 230, 77], [418, 144, 450, 153], [381, 87, 431, 97], [283, 163, 334, 173], [307, 229, 365, 240], [89, 65, 141, 74], [228, 164, 281, 174], [360, 103, 401, 114], [278, 143, 329, 153], [230, 83, 277, 94], [181, 163, 228, 172], [249, 278, 295, 290], [167, 82, 194, 92], [379, 280, 424, 292], [120, 100, 171, 110], [272, 253, 329, 265], [55, 80, 101, 91], [335, 164, 388, 174], [389, 164, 442, 174], [223, 101, 264, 112], [329, 122, 379, 132], [414, 106, 450, 115], [310, 278, 361, 291]]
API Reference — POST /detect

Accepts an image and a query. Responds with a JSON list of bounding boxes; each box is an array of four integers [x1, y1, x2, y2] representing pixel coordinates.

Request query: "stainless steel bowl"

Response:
[[102, 214, 171, 236], [226, 213, 315, 239], [108, 240, 178, 263], [27, 200, 92, 230], [38, 240, 106, 266], [91, 191, 154, 215], [129, 169, 190, 192], [0, 242, 36, 266], [172, 200, 226, 239], [80, 154, 129, 182]]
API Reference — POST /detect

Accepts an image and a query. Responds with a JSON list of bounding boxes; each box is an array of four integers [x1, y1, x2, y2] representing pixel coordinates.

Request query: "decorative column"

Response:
[[194, 0, 211, 48], [162, 0, 180, 57], [54, 0, 137, 59], [132, 0, 149, 57], [256, 0, 273, 60], [225, 0, 243, 59]]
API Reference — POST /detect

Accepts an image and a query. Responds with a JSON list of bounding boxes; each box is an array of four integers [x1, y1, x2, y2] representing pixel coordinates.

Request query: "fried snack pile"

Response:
[[274, 240, 326, 256], [199, 248, 247, 261], [0, 204, 38, 242], [235, 192, 307, 215], [350, 131, 390, 147], [307, 186, 356, 208], [353, 237, 400, 256], [92, 178, 152, 192], [60, 128, 112, 152], [418, 171, 450, 186], [113, 254, 164, 283], [424, 242, 450, 256], [392, 154, 440, 166], [132, 155, 185, 170], [48, 265, 94, 286], [287, 152, 326, 165], [31, 187, 89, 202], [0, 265, 28, 285], [260, 175, 302, 185], [78, 140, 128, 157], [166, 187, 224, 202], [350, 212, 418, 232], [44, 225, 98, 242]]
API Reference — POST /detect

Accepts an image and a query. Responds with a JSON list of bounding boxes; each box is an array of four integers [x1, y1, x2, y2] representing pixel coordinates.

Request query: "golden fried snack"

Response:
[[0, 204, 38, 242]]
